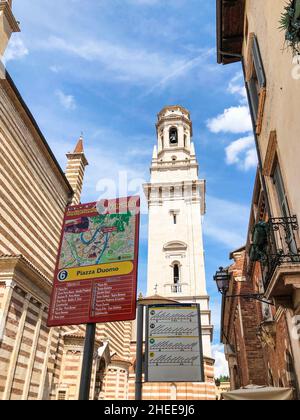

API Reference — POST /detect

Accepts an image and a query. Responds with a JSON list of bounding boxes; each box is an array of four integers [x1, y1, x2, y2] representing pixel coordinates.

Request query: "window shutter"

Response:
[[247, 78, 259, 120], [252, 37, 266, 88]]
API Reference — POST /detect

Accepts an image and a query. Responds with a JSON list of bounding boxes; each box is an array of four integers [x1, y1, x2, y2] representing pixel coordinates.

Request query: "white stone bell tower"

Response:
[[0, 1, 20, 58], [143, 105, 213, 357]]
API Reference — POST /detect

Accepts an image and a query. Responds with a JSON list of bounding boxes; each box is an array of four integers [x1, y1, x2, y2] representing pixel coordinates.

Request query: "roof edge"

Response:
[[4, 71, 74, 196]]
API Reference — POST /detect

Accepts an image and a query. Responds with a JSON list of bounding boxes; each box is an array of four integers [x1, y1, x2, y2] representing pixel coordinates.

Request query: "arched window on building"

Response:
[[170, 383, 177, 400], [169, 127, 178, 146], [94, 358, 107, 400]]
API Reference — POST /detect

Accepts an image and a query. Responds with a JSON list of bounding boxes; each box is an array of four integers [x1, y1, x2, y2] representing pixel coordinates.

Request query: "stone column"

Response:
[[21, 303, 44, 400], [37, 327, 54, 400], [75, 350, 84, 400], [0, 280, 16, 342], [2, 292, 31, 400]]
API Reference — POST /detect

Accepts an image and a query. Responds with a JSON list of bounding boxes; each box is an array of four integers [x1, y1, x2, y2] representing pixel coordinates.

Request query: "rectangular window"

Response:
[[273, 164, 289, 218], [272, 163, 298, 255], [252, 37, 266, 88], [247, 36, 266, 128], [57, 390, 67, 401], [248, 69, 259, 119]]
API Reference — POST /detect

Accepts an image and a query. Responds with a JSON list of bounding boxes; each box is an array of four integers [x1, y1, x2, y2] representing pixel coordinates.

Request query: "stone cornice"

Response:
[[156, 115, 193, 136], [144, 180, 205, 189], [0, 254, 52, 302], [0, 2, 20, 33], [157, 105, 190, 120], [151, 163, 199, 172], [66, 152, 89, 167], [110, 355, 132, 368]]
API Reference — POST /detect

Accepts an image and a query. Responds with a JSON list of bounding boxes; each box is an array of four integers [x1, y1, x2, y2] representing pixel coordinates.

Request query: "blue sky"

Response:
[[5, 0, 257, 376]]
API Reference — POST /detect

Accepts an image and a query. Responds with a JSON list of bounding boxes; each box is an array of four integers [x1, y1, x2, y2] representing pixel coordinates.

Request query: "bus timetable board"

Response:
[[47, 196, 140, 327]]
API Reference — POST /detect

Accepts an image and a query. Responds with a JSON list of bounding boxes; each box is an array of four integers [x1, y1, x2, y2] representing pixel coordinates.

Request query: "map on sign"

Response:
[[48, 197, 140, 328], [58, 211, 135, 269]]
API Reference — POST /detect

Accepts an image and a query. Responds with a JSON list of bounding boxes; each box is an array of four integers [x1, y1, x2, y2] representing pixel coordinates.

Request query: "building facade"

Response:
[[221, 175, 299, 398], [217, 0, 300, 396], [0, 1, 133, 400], [129, 106, 215, 400]]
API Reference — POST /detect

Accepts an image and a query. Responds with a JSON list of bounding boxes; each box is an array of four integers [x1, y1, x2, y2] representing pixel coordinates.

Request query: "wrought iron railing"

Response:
[[261, 216, 300, 288]]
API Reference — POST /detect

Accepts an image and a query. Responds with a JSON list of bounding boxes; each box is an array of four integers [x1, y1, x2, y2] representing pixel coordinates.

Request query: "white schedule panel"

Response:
[[145, 304, 204, 383]]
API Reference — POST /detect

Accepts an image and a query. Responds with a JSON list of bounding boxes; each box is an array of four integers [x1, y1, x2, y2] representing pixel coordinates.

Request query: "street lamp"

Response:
[[213, 267, 274, 306], [213, 267, 230, 295]]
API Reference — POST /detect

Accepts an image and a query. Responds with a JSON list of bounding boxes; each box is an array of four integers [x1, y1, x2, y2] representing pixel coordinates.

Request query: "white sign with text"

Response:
[[145, 304, 204, 383]]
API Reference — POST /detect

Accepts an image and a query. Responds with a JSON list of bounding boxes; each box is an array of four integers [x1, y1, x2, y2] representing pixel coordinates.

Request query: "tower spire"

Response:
[[65, 135, 89, 205], [0, 0, 20, 58]]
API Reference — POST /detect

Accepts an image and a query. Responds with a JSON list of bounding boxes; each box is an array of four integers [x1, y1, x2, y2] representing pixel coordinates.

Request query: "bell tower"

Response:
[[0, 1, 20, 58], [152, 105, 198, 173], [144, 105, 213, 359]]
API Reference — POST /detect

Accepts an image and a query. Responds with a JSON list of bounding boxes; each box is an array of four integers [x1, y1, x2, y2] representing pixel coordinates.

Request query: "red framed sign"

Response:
[[47, 196, 140, 327]]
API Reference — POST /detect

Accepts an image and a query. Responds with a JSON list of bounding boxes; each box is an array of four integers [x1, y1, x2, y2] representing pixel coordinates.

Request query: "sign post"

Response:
[[47, 196, 140, 400], [79, 323, 96, 400], [135, 303, 144, 401]]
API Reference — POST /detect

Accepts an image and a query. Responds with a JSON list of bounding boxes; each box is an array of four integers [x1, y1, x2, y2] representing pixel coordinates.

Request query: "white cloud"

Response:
[[42, 36, 188, 86], [3, 35, 29, 64], [143, 48, 214, 97], [225, 135, 258, 171], [55, 89, 76, 110], [204, 196, 249, 249], [207, 106, 252, 134], [227, 72, 247, 104], [212, 344, 229, 378]]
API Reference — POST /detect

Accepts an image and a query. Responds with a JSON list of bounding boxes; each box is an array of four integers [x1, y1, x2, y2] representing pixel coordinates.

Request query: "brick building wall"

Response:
[[223, 249, 268, 389], [222, 247, 299, 398]]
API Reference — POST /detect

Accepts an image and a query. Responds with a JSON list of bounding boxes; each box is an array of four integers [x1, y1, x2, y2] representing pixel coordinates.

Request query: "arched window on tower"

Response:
[[169, 127, 178, 146], [172, 263, 181, 293]]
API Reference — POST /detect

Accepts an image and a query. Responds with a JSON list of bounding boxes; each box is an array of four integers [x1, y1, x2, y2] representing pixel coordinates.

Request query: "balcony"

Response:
[[171, 284, 182, 294], [250, 216, 300, 309]]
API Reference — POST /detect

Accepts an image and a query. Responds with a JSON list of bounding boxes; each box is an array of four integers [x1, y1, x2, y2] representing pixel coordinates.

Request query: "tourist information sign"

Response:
[[48, 196, 140, 327], [145, 303, 204, 383]]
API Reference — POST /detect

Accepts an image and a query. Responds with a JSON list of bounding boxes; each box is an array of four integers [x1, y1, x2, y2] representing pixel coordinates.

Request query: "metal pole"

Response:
[[79, 323, 96, 401], [135, 303, 144, 401]]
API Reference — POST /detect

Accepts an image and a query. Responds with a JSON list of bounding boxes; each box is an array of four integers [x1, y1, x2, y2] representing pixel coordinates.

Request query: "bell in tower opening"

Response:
[[169, 127, 178, 145]]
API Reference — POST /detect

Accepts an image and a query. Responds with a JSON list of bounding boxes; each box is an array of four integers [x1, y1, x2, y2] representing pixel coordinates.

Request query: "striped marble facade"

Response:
[[127, 340, 216, 401], [0, 74, 134, 400]]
